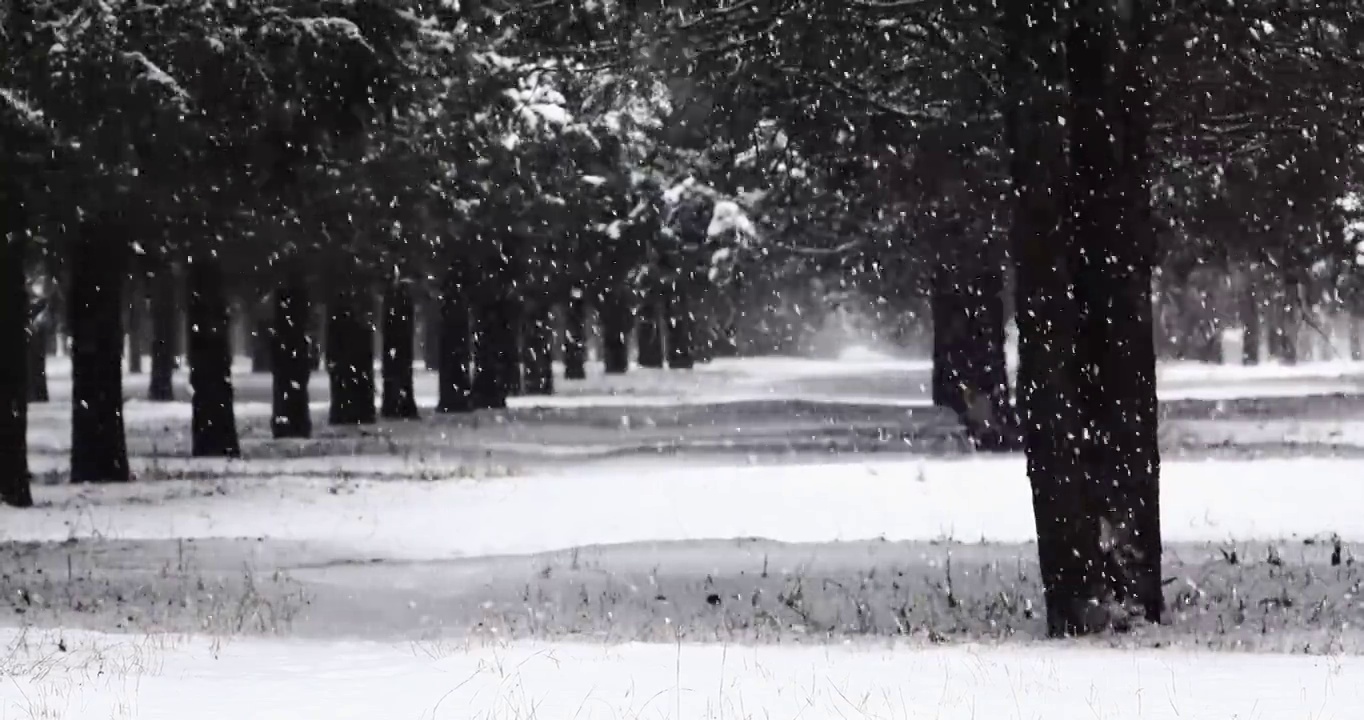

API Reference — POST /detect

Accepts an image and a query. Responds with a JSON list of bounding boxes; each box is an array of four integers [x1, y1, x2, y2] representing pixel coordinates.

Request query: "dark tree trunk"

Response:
[[1241, 270, 1262, 365], [381, 281, 420, 419], [600, 288, 632, 374], [148, 264, 179, 401], [1008, 0, 1109, 637], [126, 273, 145, 374], [271, 270, 312, 439], [665, 277, 694, 370], [932, 257, 1017, 450], [422, 295, 441, 371], [1275, 273, 1302, 364], [251, 312, 272, 374], [69, 218, 130, 484], [636, 294, 665, 369], [436, 265, 474, 413], [563, 294, 588, 380], [186, 254, 241, 458], [471, 282, 520, 410], [522, 303, 555, 395], [27, 320, 48, 404], [1, 199, 34, 506], [326, 289, 376, 425]]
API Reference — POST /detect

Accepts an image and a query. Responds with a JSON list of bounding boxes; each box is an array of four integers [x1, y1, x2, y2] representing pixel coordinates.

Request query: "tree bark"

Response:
[[422, 294, 441, 371], [1, 197, 34, 506], [27, 282, 50, 404], [148, 263, 179, 401], [251, 312, 272, 374], [69, 218, 130, 484], [600, 288, 632, 374], [665, 276, 694, 370], [1241, 270, 1262, 365], [381, 281, 420, 419], [932, 256, 1017, 450], [326, 288, 376, 425], [437, 265, 474, 413], [636, 294, 665, 369], [471, 280, 520, 410], [563, 294, 588, 380], [126, 272, 145, 374], [271, 270, 312, 439], [523, 303, 555, 395], [186, 253, 242, 458]]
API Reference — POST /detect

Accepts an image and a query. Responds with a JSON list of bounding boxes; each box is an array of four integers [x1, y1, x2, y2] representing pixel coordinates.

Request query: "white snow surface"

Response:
[[5, 457, 1362, 560], [2, 629, 1361, 720]]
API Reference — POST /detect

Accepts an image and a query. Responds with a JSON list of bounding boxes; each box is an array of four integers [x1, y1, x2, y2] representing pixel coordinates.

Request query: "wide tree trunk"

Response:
[[126, 273, 145, 374], [271, 270, 312, 439], [1, 199, 34, 506], [69, 218, 130, 484], [522, 303, 555, 395], [563, 294, 588, 380], [436, 265, 474, 413], [148, 264, 179, 401], [471, 282, 520, 410], [636, 294, 665, 369], [186, 253, 242, 458], [381, 281, 420, 419], [326, 288, 376, 425], [599, 287, 632, 374], [665, 277, 694, 370]]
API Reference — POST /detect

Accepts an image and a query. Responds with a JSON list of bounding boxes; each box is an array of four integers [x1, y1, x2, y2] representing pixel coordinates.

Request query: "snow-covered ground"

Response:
[[8, 353, 1364, 718], [5, 628, 1362, 720]]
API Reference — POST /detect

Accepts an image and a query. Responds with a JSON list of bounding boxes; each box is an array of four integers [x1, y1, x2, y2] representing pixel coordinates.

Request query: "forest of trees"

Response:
[[4, 0, 1364, 636]]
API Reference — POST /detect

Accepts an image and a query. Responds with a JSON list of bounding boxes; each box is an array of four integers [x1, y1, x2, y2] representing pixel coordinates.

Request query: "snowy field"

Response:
[[7, 352, 1364, 718]]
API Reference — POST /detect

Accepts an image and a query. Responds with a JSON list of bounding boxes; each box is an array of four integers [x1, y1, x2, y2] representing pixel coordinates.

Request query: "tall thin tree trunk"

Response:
[[27, 279, 50, 404], [437, 265, 474, 413], [422, 294, 440, 372], [523, 303, 555, 395], [563, 294, 588, 380], [599, 288, 632, 374], [69, 218, 130, 484], [381, 281, 419, 419], [1, 197, 34, 506], [1242, 270, 1262, 365], [271, 270, 312, 439], [126, 272, 145, 374], [148, 263, 178, 401], [186, 253, 241, 458], [327, 288, 376, 425], [637, 293, 665, 369], [665, 276, 694, 370]]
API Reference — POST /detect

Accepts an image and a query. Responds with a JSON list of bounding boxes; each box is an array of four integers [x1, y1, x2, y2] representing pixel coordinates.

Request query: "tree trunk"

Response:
[[1, 199, 34, 506], [27, 280, 50, 404], [1278, 274, 1302, 365], [381, 281, 420, 419], [665, 277, 694, 370], [126, 273, 145, 374], [186, 253, 242, 458], [1008, 0, 1107, 637], [436, 265, 474, 413], [69, 218, 130, 484], [637, 294, 665, 369], [251, 311, 272, 374], [326, 289, 376, 425], [933, 255, 1017, 450], [563, 294, 588, 380], [523, 303, 555, 395], [271, 270, 312, 439], [600, 288, 632, 374], [422, 294, 441, 371], [471, 282, 519, 410], [1241, 271, 1261, 365], [148, 264, 179, 401]]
